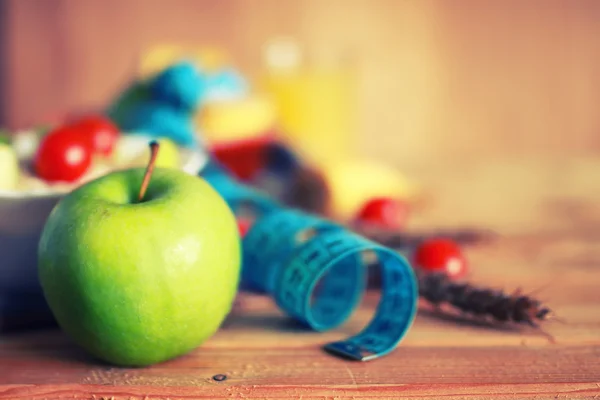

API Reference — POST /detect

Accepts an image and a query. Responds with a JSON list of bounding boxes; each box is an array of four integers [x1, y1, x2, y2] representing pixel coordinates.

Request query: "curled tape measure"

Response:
[[201, 162, 418, 361], [243, 209, 418, 361]]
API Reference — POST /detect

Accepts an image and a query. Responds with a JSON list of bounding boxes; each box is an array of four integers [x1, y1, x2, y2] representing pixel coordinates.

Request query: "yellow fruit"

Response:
[[319, 158, 420, 221], [0, 143, 19, 191]]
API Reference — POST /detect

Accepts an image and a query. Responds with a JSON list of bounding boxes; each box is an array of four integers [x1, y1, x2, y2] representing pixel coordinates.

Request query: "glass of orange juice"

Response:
[[259, 38, 358, 166]]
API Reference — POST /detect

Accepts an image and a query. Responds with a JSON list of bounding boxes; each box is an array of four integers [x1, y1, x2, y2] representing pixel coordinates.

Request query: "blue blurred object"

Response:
[[115, 100, 199, 148], [107, 62, 207, 148], [150, 61, 207, 112], [264, 142, 301, 176], [243, 142, 303, 206], [107, 61, 253, 149], [204, 67, 249, 103], [106, 80, 152, 127]]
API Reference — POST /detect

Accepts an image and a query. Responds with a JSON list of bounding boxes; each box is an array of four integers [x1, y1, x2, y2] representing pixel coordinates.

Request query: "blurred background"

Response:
[[2, 0, 599, 164], [1, 0, 599, 233]]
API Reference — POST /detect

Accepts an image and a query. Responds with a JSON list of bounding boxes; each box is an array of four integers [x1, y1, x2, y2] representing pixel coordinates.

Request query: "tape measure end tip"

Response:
[[323, 342, 371, 362]]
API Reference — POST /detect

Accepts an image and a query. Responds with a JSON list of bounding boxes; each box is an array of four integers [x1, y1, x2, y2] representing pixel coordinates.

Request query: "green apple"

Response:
[[38, 149, 241, 366]]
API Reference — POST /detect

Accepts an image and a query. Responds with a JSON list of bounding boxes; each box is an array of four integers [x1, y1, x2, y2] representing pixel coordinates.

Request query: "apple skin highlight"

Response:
[[37, 167, 241, 366]]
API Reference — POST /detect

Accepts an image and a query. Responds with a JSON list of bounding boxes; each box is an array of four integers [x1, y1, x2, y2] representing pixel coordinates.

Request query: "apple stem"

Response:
[[138, 141, 160, 202]]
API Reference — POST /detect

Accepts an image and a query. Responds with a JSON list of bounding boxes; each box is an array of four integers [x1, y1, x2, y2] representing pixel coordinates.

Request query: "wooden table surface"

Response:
[[1, 158, 600, 399]]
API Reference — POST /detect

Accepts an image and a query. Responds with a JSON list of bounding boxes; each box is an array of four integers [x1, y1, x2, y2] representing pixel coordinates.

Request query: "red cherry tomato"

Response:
[[70, 115, 120, 157], [237, 218, 253, 237], [34, 127, 93, 183], [413, 238, 468, 279], [356, 197, 409, 230]]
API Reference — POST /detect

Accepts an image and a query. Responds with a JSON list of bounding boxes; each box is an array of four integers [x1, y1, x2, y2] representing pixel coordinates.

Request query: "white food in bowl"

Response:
[[0, 132, 208, 293], [0, 133, 208, 198]]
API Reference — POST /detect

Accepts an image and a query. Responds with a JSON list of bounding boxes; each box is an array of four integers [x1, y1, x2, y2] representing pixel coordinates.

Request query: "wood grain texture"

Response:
[[2, 383, 600, 400], [1, 158, 600, 398]]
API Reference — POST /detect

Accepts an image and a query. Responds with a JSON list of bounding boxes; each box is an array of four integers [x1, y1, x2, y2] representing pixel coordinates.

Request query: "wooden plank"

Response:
[[1, 382, 600, 400], [1, 276, 599, 389], [1, 332, 600, 386]]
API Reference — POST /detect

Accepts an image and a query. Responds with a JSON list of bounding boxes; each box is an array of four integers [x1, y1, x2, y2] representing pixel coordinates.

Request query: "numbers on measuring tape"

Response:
[[242, 209, 342, 293]]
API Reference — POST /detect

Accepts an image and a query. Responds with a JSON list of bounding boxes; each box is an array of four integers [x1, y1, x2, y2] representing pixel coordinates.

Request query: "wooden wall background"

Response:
[[1, 0, 599, 168]]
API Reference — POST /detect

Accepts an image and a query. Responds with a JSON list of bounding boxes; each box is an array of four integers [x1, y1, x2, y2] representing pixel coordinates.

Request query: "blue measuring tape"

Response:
[[201, 160, 418, 361], [201, 159, 280, 216]]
